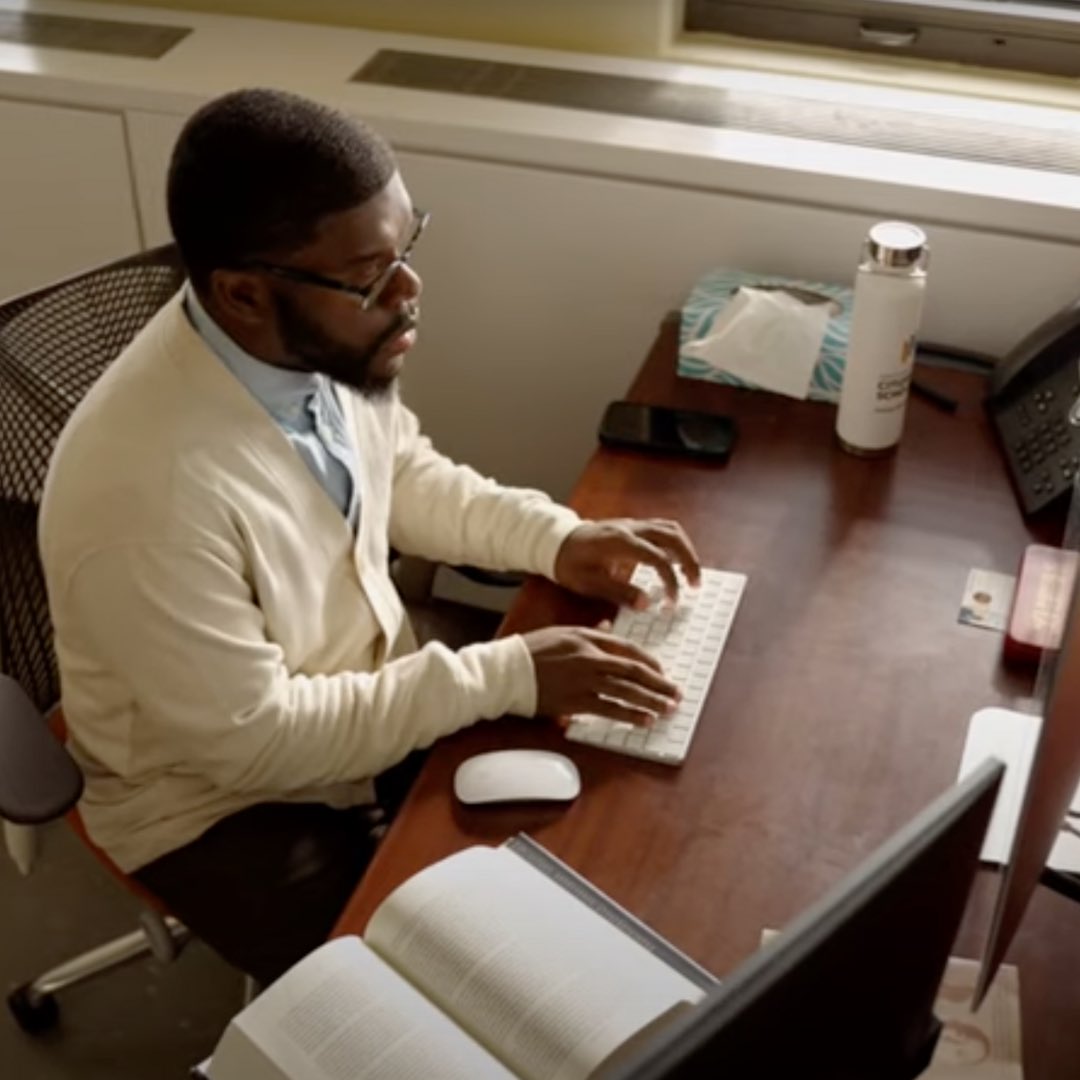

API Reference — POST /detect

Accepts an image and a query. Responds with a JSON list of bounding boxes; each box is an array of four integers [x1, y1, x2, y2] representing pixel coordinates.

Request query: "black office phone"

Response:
[[986, 299, 1080, 516]]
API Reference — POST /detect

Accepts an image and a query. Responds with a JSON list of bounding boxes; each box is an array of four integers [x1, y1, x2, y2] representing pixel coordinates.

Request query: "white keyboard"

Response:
[[565, 565, 747, 765]]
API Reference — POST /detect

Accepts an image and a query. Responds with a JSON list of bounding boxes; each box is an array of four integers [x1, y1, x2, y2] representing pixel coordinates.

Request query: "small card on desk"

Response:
[[958, 569, 1016, 632]]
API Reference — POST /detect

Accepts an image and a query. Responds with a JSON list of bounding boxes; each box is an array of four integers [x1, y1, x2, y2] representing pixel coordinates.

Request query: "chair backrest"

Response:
[[0, 247, 186, 713]]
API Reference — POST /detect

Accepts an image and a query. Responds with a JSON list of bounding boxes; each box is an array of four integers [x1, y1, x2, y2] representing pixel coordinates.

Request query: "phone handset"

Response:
[[990, 297, 1080, 405]]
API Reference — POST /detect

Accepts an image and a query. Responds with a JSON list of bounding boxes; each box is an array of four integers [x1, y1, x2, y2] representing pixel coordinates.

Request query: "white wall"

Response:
[[127, 108, 1080, 500], [0, 99, 141, 299], [8, 2, 1080, 501]]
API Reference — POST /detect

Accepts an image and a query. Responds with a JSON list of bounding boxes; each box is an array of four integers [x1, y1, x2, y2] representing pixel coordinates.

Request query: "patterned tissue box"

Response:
[[679, 267, 854, 403]]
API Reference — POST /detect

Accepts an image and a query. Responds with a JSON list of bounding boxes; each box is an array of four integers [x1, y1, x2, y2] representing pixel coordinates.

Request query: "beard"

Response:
[[271, 291, 418, 398]]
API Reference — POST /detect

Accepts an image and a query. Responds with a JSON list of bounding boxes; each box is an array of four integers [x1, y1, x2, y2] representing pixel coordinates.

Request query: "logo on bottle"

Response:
[[875, 371, 911, 408], [901, 334, 916, 366], [872, 334, 917, 411]]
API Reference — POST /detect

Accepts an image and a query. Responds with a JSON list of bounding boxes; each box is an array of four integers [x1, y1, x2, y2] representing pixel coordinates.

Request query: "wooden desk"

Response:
[[337, 316, 1080, 1078]]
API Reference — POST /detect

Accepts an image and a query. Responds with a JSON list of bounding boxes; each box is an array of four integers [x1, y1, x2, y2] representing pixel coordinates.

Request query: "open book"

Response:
[[205, 836, 715, 1080]]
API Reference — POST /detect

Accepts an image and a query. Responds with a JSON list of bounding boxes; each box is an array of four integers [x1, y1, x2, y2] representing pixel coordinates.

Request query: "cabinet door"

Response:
[[0, 99, 141, 299]]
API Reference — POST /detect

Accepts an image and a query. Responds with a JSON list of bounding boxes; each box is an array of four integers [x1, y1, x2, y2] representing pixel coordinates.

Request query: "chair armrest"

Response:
[[448, 565, 525, 589], [0, 675, 83, 824], [390, 552, 525, 602]]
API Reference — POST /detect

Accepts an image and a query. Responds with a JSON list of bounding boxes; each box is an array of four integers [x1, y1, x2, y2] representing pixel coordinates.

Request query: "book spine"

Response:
[[506, 833, 718, 992]]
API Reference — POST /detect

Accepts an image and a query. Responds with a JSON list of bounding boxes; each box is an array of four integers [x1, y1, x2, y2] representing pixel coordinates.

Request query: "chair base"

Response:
[[3, 820, 38, 875], [7, 984, 59, 1034], [7, 911, 190, 1034]]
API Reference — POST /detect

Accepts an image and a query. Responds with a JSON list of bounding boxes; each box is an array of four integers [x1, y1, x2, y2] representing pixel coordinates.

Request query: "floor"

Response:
[[0, 593, 504, 1078], [0, 821, 241, 1080]]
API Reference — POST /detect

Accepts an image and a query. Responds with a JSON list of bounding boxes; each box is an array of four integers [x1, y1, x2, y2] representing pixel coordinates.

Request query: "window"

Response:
[[683, 0, 1080, 77]]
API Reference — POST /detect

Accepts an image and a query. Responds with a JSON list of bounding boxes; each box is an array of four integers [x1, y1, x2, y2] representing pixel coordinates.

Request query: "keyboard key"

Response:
[[565, 565, 746, 765]]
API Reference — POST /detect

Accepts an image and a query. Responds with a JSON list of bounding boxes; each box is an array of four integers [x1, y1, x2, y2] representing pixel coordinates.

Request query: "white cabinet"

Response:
[[0, 99, 141, 299]]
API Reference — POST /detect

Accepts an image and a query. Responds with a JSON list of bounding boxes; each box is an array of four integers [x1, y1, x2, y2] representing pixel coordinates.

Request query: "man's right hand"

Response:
[[521, 624, 681, 726]]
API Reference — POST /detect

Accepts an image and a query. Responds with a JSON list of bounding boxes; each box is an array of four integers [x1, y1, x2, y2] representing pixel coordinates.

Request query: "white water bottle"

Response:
[[836, 222, 929, 456]]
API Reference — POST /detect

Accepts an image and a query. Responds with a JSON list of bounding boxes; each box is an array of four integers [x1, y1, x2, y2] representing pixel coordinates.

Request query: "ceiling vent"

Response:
[[0, 11, 190, 59]]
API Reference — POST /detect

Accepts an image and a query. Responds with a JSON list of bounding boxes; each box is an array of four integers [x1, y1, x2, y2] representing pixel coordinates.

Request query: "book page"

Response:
[[209, 936, 514, 1080], [365, 847, 705, 1080]]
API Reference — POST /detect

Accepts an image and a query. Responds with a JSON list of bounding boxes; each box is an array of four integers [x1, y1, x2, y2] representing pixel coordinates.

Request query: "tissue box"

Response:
[[679, 268, 853, 403]]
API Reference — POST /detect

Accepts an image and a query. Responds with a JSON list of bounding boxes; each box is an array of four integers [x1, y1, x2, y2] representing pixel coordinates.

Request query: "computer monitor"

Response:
[[603, 759, 1004, 1080], [976, 518, 1080, 1004]]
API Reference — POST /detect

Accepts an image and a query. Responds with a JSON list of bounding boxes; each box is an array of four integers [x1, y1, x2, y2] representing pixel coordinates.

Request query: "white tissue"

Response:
[[681, 287, 830, 400]]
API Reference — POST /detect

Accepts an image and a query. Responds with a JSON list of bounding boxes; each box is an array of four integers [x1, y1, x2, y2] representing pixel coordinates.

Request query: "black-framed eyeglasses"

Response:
[[248, 208, 430, 311]]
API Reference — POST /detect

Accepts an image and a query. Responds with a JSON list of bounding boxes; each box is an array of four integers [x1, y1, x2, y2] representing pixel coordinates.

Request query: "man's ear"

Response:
[[208, 268, 273, 327]]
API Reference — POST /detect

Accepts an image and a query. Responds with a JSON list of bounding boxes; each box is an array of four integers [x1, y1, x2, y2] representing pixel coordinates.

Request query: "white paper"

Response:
[[681, 287, 829, 400], [366, 846, 704, 1080], [957, 707, 1080, 871]]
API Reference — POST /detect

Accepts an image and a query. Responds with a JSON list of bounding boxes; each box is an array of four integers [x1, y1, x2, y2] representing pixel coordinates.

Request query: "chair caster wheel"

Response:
[[8, 984, 59, 1034]]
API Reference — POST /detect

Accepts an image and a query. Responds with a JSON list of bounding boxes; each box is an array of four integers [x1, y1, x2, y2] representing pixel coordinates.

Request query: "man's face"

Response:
[[263, 172, 423, 397]]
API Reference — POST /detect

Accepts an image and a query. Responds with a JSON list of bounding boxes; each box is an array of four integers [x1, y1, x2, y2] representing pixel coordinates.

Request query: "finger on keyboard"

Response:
[[566, 565, 747, 765]]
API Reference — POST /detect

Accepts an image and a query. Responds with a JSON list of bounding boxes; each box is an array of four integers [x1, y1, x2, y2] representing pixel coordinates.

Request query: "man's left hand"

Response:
[[554, 519, 701, 609]]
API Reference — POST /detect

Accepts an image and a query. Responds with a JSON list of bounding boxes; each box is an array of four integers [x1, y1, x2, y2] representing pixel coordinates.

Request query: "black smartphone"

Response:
[[598, 401, 737, 461]]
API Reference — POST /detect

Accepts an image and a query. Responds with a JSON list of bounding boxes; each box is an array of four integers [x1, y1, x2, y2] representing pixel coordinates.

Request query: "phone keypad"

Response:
[[1012, 417, 1073, 472], [993, 367, 1080, 515]]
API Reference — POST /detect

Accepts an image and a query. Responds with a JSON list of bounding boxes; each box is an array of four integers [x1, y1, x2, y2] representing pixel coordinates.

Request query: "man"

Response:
[[39, 88, 699, 983]]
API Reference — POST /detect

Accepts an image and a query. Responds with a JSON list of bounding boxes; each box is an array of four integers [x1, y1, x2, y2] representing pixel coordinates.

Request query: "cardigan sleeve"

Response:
[[388, 404, 582, 577], [59, 540, 538, 795]]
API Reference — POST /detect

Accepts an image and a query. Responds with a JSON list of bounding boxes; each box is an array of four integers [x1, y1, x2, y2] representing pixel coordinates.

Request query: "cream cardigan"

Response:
[[39, 295, 580, 871]]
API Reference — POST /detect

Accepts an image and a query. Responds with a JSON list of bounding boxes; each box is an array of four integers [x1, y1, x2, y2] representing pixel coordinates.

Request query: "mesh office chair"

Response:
[[0, 246, 191, 1032], [0, 245, 515, 1033]]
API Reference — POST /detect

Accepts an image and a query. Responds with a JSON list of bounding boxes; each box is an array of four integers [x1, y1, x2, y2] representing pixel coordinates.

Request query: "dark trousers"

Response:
[[132, 753, 426, 985]]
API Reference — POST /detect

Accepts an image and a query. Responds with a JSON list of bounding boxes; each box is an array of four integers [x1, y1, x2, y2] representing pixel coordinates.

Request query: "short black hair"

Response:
[[167, 87, 397, 291]]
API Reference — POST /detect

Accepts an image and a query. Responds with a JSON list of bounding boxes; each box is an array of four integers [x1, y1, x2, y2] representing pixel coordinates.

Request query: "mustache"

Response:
[[370, 303, 420, 354]]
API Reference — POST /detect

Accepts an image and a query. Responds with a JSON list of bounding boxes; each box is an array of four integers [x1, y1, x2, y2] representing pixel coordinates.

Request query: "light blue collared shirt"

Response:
[[185, 288, 359, 530]]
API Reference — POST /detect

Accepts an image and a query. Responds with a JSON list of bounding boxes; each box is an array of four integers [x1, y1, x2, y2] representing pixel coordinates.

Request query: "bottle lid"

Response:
[[867, 221, 927, 268]]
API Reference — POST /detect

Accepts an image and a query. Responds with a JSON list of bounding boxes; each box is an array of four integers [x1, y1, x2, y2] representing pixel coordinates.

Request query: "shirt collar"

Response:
[[184, 285, 321, 426]]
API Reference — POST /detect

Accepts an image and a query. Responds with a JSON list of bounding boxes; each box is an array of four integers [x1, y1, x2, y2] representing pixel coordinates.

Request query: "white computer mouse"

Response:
[[453, 749, 581, 805]]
